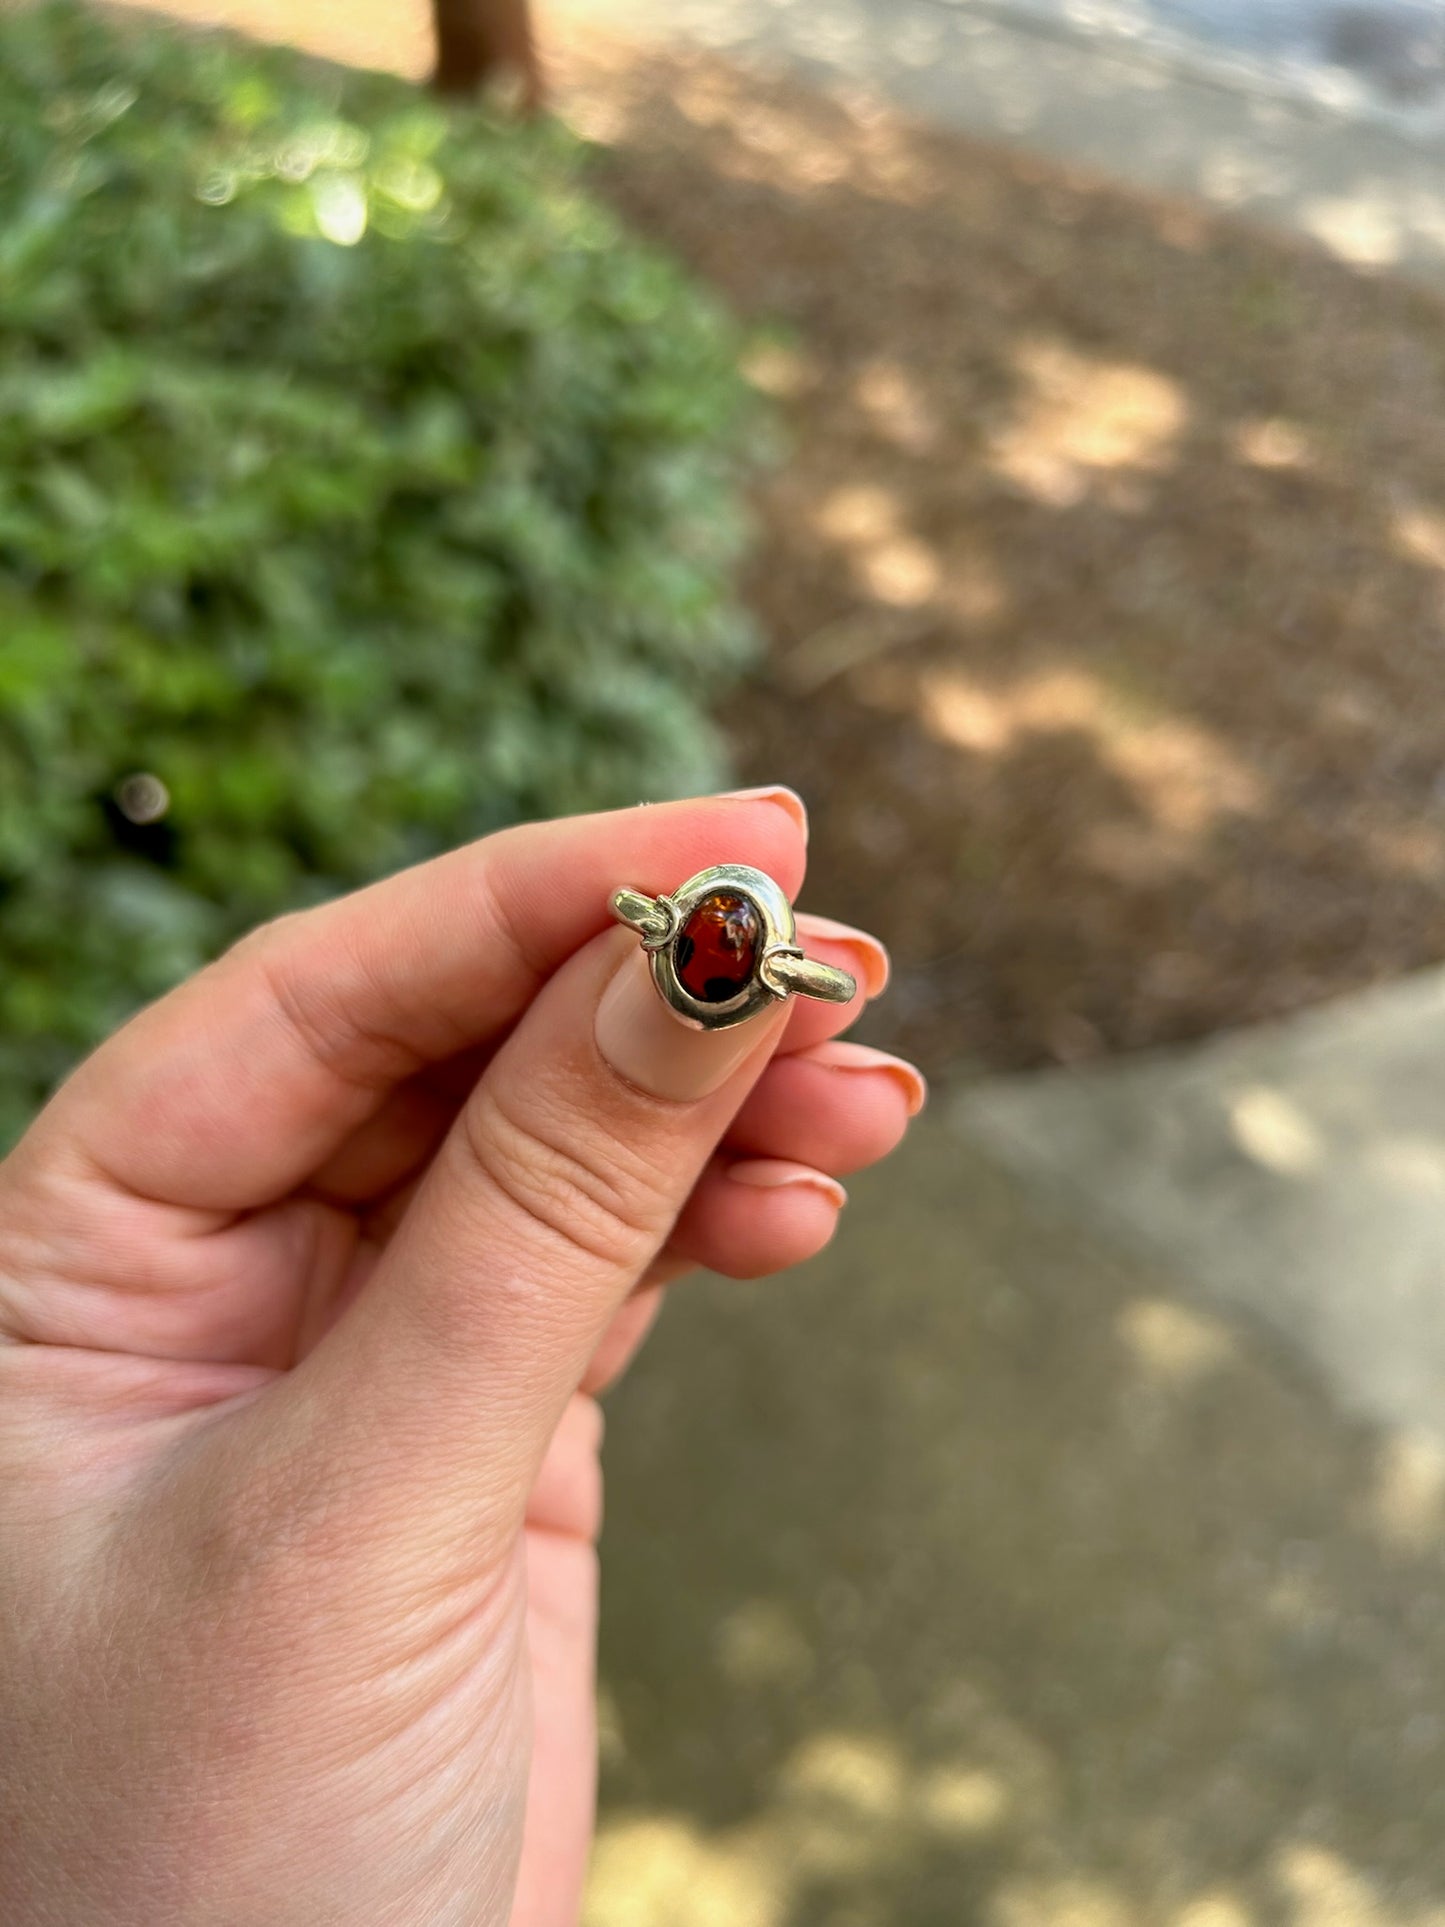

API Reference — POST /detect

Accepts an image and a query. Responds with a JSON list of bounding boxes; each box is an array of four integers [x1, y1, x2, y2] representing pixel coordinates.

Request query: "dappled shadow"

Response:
[[559, 38, 1445, 1076], [594, 1126, 1445, 1927]]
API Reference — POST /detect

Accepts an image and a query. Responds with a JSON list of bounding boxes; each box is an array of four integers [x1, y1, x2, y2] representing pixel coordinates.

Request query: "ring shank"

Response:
[[762, 951, 857, 1005], [610, 887, 672, 948]]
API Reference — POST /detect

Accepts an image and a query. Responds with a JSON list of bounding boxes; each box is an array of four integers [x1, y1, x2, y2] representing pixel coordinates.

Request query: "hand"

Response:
[[0, 793, 921, 1927]]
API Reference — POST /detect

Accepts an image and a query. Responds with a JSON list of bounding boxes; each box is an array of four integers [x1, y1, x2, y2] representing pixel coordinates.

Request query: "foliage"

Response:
[[0, 1, 760, 1142]]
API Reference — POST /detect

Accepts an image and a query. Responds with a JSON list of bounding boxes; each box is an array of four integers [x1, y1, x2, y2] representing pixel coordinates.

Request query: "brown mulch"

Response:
[[558, 36, 1445, 1079]]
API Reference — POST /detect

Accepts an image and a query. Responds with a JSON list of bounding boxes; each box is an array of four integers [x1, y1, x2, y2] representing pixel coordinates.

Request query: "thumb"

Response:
[[282, 922, 788, 1550]]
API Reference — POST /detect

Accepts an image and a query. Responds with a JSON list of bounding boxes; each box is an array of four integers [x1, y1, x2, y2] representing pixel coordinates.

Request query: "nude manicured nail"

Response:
[[719, 785, 809, 842], [794, 915, 891, 999], [595, 953, 786, 1101], [727, 1159, 847, 1207], [806, 1040, 928, 1115]]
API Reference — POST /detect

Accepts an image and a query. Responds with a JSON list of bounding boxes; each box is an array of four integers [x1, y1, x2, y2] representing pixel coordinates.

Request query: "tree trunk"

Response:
[[431, 0, 543, 108]]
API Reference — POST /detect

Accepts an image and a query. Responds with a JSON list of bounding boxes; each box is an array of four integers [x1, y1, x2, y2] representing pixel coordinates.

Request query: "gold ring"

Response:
[[610, 864, 857, 1032]]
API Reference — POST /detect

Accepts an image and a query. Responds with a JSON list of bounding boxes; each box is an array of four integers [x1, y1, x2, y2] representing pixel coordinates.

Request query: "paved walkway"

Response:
[[957, 970, 1445, 1454], [554, 0, 1445, 283], [591, 1119, 1445, 1927]]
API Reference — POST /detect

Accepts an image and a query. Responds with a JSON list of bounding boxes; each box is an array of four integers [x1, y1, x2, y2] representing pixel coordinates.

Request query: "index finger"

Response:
[[30, 792, 809, 1212]]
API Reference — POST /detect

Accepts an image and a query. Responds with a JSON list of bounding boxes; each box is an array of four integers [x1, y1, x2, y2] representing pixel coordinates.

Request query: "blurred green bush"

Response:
[[0, 1, 760, 1142]]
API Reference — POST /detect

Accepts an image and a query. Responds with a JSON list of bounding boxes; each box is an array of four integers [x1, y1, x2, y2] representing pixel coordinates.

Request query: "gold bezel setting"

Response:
[[609, 863, 856, 1032]]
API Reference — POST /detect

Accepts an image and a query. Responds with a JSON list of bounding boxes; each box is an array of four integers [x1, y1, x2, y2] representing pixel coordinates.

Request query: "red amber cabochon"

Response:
[[674, 891, 761, 1004]]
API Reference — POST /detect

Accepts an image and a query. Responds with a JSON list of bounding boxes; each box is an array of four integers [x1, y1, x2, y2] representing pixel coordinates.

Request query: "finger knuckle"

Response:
[[457, 1080, 669, 1276], [236, 918, 418, 1094]]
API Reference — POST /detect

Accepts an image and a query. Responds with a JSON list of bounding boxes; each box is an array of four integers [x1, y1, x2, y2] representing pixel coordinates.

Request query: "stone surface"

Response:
[[675, 891, 760, 1004]]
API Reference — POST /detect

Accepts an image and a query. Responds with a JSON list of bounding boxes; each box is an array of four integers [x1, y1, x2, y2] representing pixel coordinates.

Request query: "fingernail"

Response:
[[720, 785, 809, 843], [806, 1040, 928, 1115], [596, 952, 786, 1101], [794, 915, 891, 998], [727, 1159, 848, 1208]]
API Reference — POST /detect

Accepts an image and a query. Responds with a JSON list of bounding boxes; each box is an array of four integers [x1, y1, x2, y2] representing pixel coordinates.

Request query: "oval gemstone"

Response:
[[675, 891, 761, 1004]]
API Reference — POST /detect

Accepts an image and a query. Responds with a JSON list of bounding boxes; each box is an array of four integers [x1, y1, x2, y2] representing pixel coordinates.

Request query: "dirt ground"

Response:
[[116, 1, 1445, 1078], [546, 36, 1445, 1080]]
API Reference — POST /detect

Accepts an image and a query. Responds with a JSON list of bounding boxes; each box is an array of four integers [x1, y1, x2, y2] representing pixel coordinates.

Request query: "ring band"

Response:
[[610, 863, 857, 1031]]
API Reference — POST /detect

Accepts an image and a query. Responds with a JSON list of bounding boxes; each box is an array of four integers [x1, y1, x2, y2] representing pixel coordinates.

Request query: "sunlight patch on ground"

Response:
[[858, 533, 943, 605], [589, 1726, 1032, 1924], [1365, 1428, 1445, 1553], [1105, 712, 1262, 832], [1301, 185, 1445, 270], [586, 1814, 785, 1927], [812, 483, 944, 606], [1392, 502, 1445, 573], [1232, 417, 1315, 470], [1117, 1296, 1239, 1388], [989, 339, 1189, 508], [1173, 1893, 1256, 1927], [806, 482, 1016, 636], [916, 1763, 1012, 1839], [672, 69, 854, 193], [813, 482, 899, 545], [852, 358, 939, 453], [113, 0, 430, 75], [773, 1731, 911, 1881], [1273, 1841, 1394, 1927], [778, 1729, 906, 1822], [733, 102, 850, 186], [667, 59, 936, 202], [1273, 1840, 1445, 1925], [742, 340, 819, 400], [588, 1731, 909, 1923], [916, 672, 1014, 752], [1299, 190, 1405, 267], [914, 666, 1264, 839], [1228, 1085, 1325, 1175]]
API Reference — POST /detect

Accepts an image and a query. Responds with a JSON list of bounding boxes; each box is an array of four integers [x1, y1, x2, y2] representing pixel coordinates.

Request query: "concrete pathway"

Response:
[[552, 0, 1445, 284], [956, 970, 1445, 1452]]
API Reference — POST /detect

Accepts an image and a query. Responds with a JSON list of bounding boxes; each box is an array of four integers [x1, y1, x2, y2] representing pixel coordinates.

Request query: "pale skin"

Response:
[[0, 790, 923, 1927]]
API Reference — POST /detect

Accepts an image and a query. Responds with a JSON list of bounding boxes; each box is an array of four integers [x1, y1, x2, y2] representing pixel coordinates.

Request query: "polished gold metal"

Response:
[[610, 863, 857, 1032]]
